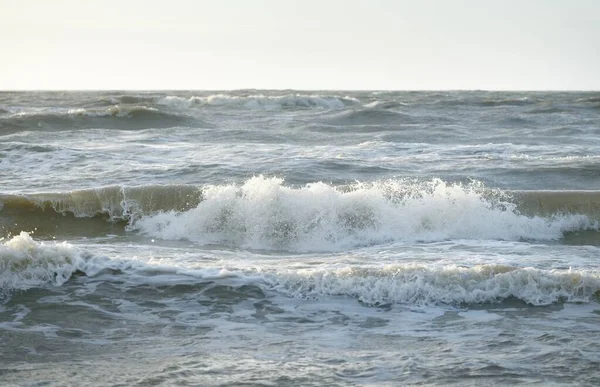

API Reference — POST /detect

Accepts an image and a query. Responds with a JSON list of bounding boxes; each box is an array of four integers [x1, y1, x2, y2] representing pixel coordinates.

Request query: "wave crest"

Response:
[[0, 232, 84, 300], [265, 264, 600, 306], [1, 185, 202, 220], [132, 177, 597, 251], [0, 105, 189, 132], [4, 179, 600, 247]]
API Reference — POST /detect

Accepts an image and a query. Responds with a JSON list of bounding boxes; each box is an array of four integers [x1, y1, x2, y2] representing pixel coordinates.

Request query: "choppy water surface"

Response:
[[1, 91, 600, 386]]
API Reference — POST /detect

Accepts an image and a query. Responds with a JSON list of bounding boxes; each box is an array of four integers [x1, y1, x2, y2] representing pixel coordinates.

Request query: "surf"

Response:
[[131, 177, 597, 251], [3, 178, 600, 248]]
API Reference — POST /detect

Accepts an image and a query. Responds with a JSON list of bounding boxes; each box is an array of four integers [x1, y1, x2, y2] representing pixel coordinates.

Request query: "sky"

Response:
[[1, 0, 599, 90]]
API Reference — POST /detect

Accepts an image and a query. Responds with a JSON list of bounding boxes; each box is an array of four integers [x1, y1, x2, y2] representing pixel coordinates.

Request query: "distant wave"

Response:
[[478, 98, 537, 107], [117, 95, 157, 105], [525, 106, 568, 115], [575, 96, 600, 104], [321, 108, 416, 127], [431, 96, 538, 108], [0, 105, 191, 133], [159, 94, 359, 110], [9, 105, 167, 118], [494, 116, 537, 127], [3, 92, 598, 134], [363, 100, 408, 109]]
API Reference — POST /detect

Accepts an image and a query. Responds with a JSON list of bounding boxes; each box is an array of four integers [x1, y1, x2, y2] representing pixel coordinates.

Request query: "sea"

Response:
[[1, 90, 600, 386]]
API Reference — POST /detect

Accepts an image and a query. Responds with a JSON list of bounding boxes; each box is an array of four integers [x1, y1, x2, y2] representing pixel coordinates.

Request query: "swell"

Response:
[[3, 182, 600, 222], [0, 185, 202, 218], [431, 96, 538, 108], [0, 106, 192, 133], [159, 94, 359, 110], [478, 98, 537, 107], [320, 108, 417, 127], [0, 185, 202, 238], [575, 96, 600, 104], [2, 92, 598, 135], [524, 106, 569, 115]]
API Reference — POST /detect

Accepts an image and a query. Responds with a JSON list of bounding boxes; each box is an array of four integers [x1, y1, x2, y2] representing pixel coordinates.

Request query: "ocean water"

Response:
[[1, 90, 600, 386]]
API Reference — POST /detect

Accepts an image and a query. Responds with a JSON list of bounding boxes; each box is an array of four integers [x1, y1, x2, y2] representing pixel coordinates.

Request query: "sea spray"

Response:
[[133, 176, 596, 251], [0, 232, 86, 300]]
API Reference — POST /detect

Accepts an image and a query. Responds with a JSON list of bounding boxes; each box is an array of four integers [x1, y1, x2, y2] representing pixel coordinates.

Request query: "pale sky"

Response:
[[1, 0, 599, 90]]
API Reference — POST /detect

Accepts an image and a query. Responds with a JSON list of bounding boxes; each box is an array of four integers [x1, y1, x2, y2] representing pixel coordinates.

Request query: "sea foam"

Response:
[[0, 232, 85, 299], [264, 264, 600, 306], [133, 176, 596, 252]]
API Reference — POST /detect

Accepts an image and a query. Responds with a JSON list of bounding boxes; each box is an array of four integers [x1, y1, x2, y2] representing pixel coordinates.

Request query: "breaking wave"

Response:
[[3, 178, 600, 249], [265, 264, 600, 306], [0, 232, 87, 301], [3, 231, 599, 307], [130, 177, 597, 251]]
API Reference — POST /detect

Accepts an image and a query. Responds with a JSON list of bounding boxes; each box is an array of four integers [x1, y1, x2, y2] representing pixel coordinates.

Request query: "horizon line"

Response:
[[1, 88, 599, 93]]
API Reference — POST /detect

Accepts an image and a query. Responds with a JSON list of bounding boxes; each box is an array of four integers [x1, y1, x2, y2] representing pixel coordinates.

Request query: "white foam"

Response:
[[104, 105, 159, 117], [66, 108, 113, 117], [0, 232, 153, 301], [133, 176, 596, 252], [263, 264, 600, 306], [0, 232, 85, 296], [159, 96, 196, 109]]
